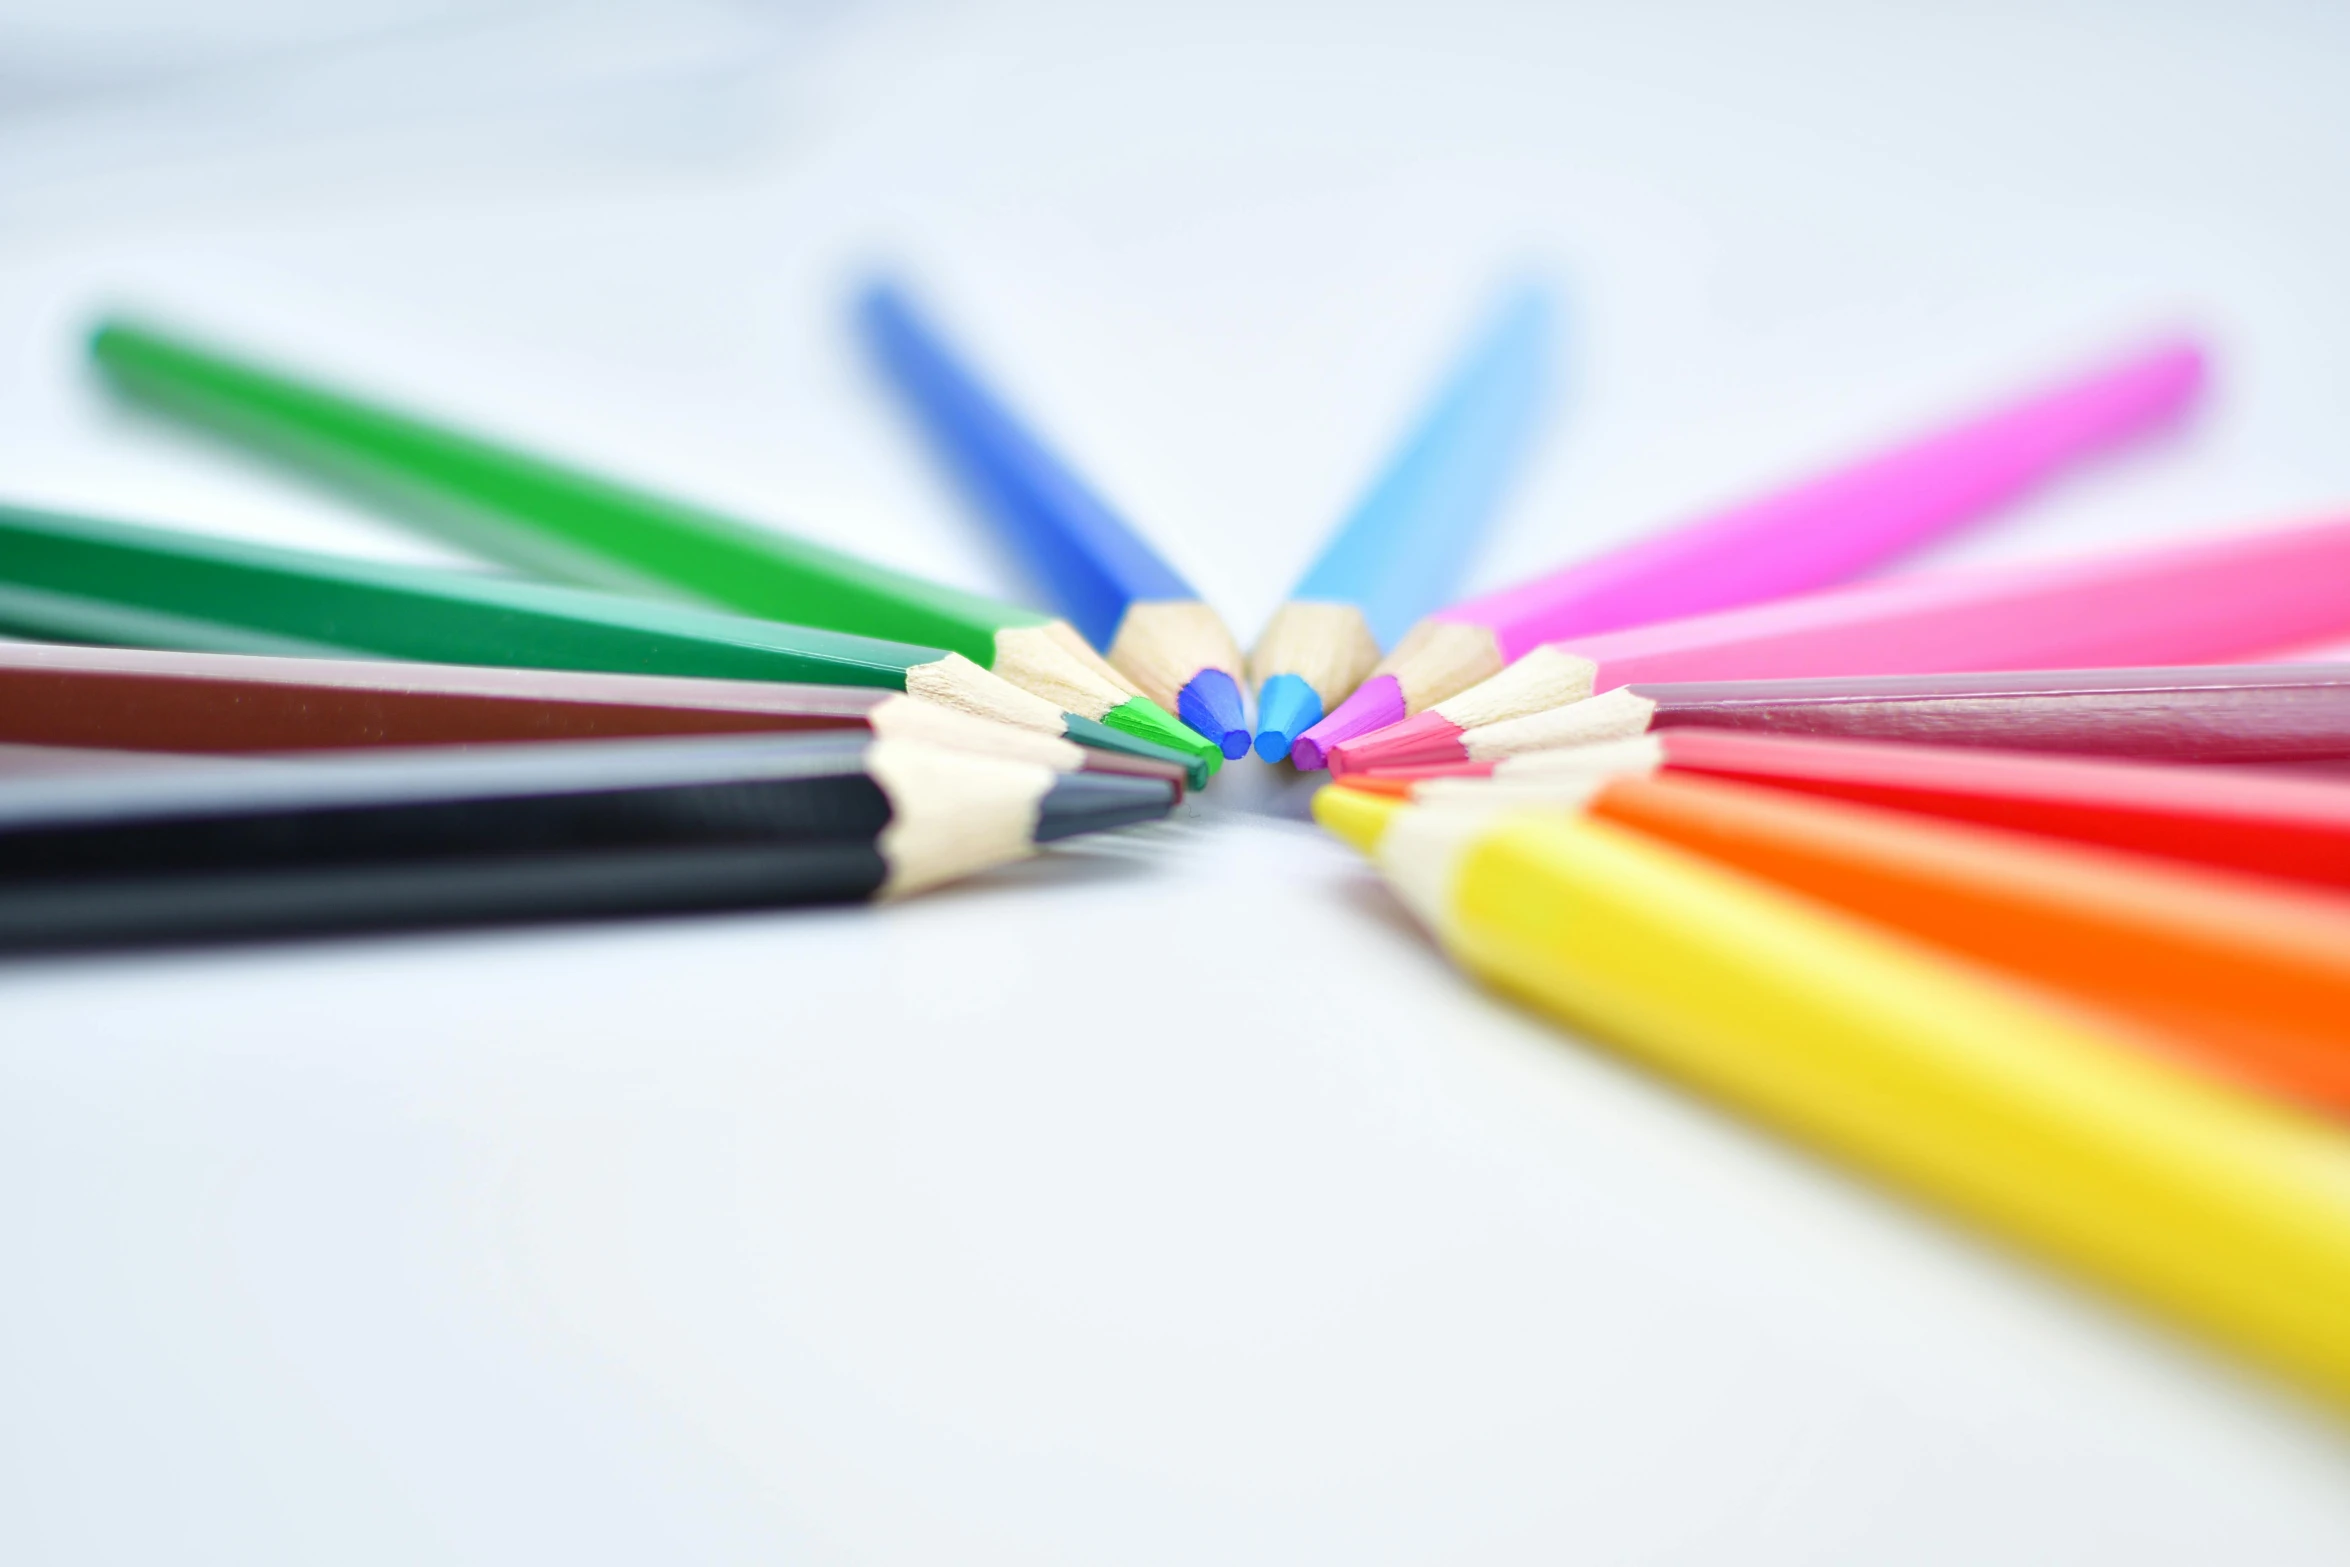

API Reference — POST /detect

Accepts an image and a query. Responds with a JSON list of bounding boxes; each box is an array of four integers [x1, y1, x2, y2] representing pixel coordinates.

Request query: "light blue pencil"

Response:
[[1250, 284, 1555, 762]]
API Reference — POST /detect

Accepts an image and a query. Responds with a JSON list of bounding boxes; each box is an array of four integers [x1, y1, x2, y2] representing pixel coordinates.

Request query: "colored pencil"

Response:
[[0, 502, 1212, 788], [0, 730, 1177, 951], [1313, 792, 2350, 1407], [1321, 773, 2350, 1116], [1249, 283, 1553, 761], [1350, 727, 2350, 892], [1330, 513, 2350, 774], [1340, 662, 2350, 769], [857, 278, 1254, 759], [87, 317, 1220, 776], [0, 641, 1188, 792], [1291, 336, 2207, 767]]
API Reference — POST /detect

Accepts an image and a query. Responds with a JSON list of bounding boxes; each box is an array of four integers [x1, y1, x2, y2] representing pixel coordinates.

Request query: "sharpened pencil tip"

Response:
[[1101, 695, 1222, 785], [1312, 783, 1404, 855], [1177, 668, 1253, 760], [1328, 711, 1465, 775], [1251, 674, 1322, 763], [1291, 675, 1407, 771], [1034, 771, 1180, 842]]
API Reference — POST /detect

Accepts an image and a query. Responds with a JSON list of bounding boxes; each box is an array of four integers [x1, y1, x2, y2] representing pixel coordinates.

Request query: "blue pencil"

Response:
[[858, 280, 1253, 762], [1250, 283, 1554, 763]]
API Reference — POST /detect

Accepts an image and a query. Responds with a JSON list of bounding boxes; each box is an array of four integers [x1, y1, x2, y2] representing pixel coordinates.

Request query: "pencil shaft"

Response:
[[1451, 337, 2205, 658], [1646, 728, 2350, 890], [1390, 808, 2350, 1405], [0, 643, 883, 750], [1633, 663, 2350, 762], [1591, 772, 2350, 1113], [91, 319, 1043, 664], [1576, 515, 2350, 692], [0, 503, 932, 686], [0, 642, 1192, 792], [0, 732, 1172, 948], [1288, 285, 1552, 643], [858, 281, 1192, 649], [0, 734, 903, 947]]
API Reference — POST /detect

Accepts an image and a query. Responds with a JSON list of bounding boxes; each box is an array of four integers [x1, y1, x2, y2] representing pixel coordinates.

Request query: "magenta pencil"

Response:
[[1288, 335, 2206, 768], [1329, 513, 2350, 773], [1339, 662, 2350, 770]]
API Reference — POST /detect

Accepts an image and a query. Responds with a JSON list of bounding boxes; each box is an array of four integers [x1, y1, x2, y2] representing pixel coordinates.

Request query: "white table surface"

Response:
[[2, 1, 2348, 1559]]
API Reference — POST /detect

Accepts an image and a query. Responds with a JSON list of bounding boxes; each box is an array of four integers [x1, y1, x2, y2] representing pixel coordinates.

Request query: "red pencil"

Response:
[[1348, 727, 2350, 891]]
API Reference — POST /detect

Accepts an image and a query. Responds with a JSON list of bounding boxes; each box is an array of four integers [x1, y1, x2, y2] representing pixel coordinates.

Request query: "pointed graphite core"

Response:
[[1290, 674, 1407, 771], [1034, 770, 1180, 842], [1177, 667, 1253, 760], [1327, 711, 1465, 775], [1101, 694, 1223, 783], [1312, 782, 1404, 855], [1251, 673, 1323, 763]]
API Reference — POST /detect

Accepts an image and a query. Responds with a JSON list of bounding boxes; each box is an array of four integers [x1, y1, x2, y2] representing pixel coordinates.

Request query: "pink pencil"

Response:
[[1289, 335, 2207, 768], [1329, 513, 2350, 773]]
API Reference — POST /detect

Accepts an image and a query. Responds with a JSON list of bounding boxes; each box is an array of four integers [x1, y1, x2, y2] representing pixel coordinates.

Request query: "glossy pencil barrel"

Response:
[[90, 318, 1045, 664], [1363, 804, 2350, 1407], [1456, 338, 2207, 659], [1598, 663, 2350, 762], [1591, 773, 2350, 1116], [1428, 728, 2350, 892], [0, 503, 937, 685], [0, 643, 1189, 792], [0, 732, 1176, 949]]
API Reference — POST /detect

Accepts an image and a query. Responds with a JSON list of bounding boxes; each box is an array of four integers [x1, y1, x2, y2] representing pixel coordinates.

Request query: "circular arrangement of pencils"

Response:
[[12, 288, 2350, 1414]]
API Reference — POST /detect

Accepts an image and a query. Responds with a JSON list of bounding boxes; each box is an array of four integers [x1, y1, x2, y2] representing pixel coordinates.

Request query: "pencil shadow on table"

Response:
[[1178, 757, 1327, 824]]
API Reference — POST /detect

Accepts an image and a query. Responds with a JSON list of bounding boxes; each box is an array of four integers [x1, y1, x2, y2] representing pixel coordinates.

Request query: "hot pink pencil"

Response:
[[1289, 336, 2207, 768], [1329, 513, 2350, 773]]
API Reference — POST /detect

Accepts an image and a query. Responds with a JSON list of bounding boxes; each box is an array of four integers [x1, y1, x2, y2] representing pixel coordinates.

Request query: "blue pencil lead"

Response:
[[1177, 667, 1252, 760], [1252, 672, 1323, 763]]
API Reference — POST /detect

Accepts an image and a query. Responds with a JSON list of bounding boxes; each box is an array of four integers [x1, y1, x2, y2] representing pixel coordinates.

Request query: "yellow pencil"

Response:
[[1316, 786, 2350, 1408]]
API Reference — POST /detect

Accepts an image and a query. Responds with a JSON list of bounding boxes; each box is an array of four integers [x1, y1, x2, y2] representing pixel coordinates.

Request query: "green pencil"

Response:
[[88, 317, 1221, 777], [0, 502, 1213, 787]]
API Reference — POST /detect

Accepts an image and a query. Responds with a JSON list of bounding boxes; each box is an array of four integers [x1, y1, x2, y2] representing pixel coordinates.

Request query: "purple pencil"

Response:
[[1289, 335, 2209, 768]]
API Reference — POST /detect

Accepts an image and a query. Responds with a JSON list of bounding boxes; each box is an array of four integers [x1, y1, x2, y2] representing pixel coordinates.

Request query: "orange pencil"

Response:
[[1325, 771, 2350, 1115]]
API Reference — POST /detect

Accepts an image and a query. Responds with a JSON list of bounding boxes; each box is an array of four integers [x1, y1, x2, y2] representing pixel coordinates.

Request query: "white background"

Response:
[[3, 0, 2349, 1559]]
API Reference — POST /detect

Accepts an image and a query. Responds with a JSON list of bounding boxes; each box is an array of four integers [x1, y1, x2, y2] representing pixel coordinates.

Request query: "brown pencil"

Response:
[[0, 642, 1188, 792]]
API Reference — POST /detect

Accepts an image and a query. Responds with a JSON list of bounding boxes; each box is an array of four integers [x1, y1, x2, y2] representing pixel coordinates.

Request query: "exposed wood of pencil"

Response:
[[1104, 601, 1249, 719]]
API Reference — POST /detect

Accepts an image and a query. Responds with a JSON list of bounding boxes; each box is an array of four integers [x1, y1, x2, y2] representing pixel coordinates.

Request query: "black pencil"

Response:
[[0, 731, 1175, 950]]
